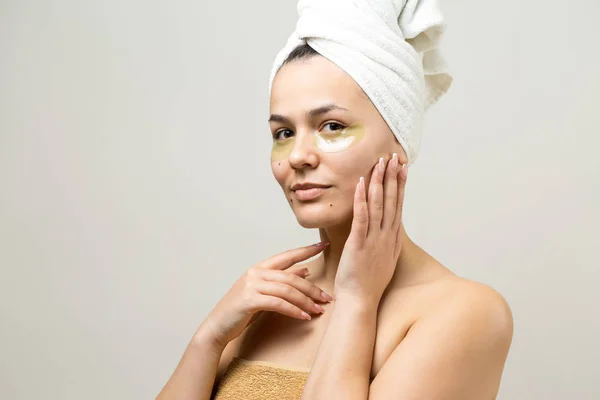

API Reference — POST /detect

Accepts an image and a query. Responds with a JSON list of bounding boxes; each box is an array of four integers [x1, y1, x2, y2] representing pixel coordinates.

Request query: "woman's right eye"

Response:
[[273, 129, 294, 140]]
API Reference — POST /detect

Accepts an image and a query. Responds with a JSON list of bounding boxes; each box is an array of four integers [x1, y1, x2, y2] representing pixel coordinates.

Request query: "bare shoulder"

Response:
[[371, 276, 513, 398], [385, 269, 514, 353], [422, 276, 514, 345]]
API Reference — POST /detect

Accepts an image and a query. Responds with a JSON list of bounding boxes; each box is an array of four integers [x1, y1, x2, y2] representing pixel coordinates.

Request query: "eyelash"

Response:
[[272, 122, 345, 140]]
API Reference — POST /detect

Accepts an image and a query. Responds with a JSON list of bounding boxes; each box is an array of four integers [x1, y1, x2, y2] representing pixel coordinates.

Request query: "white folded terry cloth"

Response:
[[269, 0, 453, 165]]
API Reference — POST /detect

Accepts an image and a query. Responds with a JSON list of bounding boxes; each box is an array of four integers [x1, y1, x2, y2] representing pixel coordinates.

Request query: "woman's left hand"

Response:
[[333, 153, 408, 306]]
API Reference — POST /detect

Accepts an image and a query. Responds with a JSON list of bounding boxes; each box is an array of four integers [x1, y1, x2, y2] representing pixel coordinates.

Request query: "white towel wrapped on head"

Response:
[[268, 0, 452, 165]]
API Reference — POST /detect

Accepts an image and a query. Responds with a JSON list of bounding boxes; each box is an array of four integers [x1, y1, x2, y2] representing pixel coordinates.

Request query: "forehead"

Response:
[[270, 56, 368, 113]]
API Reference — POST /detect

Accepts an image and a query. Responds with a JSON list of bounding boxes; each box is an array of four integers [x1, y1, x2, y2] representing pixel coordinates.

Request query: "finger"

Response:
[[394, 227, 404, 261], [349, 176, 368, 242], [382, 153, 399, 231], [290, 267, 311, 277], [259, 241, 329, 270], [253, 295, 312, 320], [255, 281, 324, 318], [392, 163, 408, 232], [260, 269, 332, 303], [367, 157, 385, 234]]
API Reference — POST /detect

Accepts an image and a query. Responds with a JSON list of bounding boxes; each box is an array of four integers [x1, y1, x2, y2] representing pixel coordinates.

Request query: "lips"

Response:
[[293, 187, 330, 201], [291, 182, 330, 190]]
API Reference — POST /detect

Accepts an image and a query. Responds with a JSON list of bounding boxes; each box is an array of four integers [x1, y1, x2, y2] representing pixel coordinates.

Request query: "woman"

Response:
[[157, 1, 513, 399]]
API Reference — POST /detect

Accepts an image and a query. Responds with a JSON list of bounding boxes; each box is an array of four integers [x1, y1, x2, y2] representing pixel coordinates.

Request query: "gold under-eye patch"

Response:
[[271, 135, 296, 162], [270, 123, 365, 162], [313, 122, 365, 153]]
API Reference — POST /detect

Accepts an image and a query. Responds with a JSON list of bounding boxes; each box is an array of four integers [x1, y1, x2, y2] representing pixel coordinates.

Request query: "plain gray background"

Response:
[[1, 0, 599, 399]]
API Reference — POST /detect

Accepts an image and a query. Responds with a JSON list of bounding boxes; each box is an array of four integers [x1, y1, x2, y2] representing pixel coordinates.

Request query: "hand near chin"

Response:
[[333, 153, 408, 306], [202, 242, 334, 349]]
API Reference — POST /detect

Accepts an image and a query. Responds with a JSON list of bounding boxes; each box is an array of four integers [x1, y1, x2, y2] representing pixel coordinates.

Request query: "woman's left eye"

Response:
[[322, 122, 345, 132]]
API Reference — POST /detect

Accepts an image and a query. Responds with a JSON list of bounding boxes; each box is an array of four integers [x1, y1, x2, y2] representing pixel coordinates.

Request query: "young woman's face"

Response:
[[269, 55, 406, 229]]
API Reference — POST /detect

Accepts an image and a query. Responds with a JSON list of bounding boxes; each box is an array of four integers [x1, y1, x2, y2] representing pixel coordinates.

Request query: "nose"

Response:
[[287, 130, 319, 170]]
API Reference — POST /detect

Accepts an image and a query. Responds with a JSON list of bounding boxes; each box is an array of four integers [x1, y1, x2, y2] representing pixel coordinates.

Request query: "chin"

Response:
[[292, 201, 350, 229]]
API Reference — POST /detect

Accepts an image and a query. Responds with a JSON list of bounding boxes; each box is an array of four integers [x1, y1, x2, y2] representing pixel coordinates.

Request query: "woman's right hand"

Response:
[[201, 241, 333, 349]]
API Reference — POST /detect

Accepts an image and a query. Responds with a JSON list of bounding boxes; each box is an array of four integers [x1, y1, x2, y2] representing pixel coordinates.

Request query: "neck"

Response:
[[314, 222, 431, 288]]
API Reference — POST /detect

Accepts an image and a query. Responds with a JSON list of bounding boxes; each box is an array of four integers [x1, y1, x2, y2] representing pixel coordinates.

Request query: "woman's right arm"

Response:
[[155, 319, 229, 400], [155, 241, 333, 400]]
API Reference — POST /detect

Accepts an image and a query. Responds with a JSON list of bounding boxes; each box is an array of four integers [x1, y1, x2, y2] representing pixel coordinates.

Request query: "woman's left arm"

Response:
[[301, 283, 513, 400], [299, 295, 377, 399], [300, 156, 513, 399]]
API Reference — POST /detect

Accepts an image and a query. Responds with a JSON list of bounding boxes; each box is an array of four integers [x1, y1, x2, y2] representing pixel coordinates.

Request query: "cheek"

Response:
[[271, 161, 288, 186], [322, 125, 377, 181], [327, 153, 370, 202], [330, 135, 379, 180]]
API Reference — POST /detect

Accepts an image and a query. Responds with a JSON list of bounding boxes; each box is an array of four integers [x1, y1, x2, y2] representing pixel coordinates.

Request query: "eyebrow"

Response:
[[268, 103, 349, 124]]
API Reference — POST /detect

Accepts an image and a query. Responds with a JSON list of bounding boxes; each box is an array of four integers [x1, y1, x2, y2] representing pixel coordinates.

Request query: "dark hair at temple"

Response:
[[281, 42, 320, 66]]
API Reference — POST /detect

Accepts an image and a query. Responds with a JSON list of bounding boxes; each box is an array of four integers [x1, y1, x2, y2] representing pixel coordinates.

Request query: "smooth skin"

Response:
[[156, 55, 513, 400], [155, 243, 335, 400]]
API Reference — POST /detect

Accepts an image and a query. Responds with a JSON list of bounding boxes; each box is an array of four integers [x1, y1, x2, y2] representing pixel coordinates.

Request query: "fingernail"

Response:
[[379, 157, 385, 172], [313, 241, 329, 247], [314, 303, 325, 313], [301, 311, 311, 320], [392, 153, 398, 167], [321, 291, 333, 302], [401, 164, 408, 178]]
